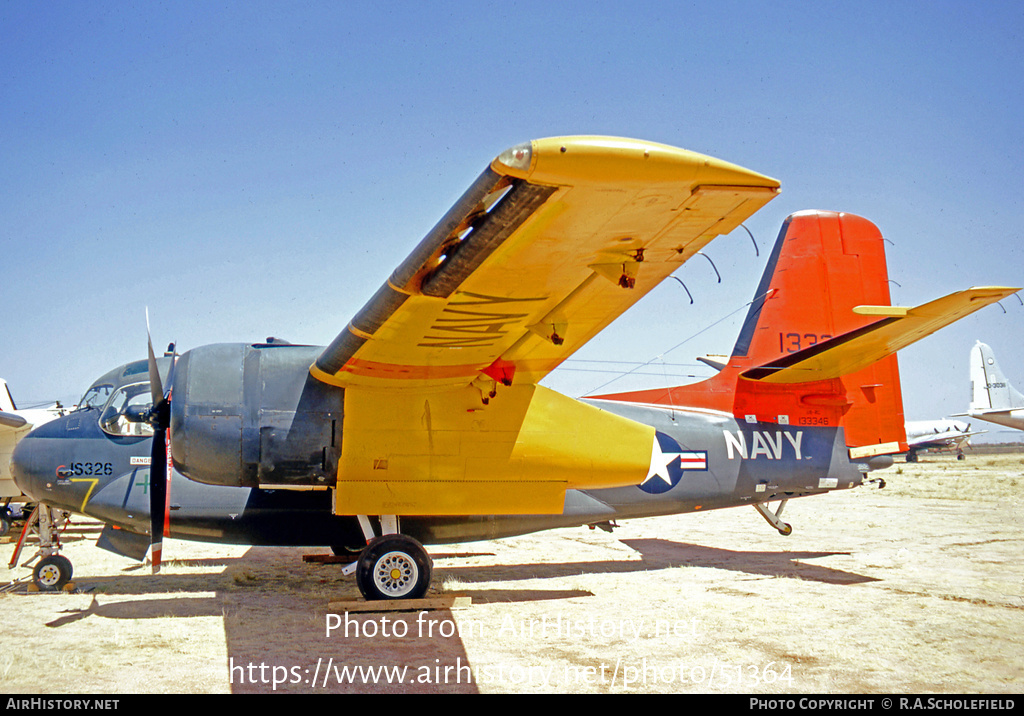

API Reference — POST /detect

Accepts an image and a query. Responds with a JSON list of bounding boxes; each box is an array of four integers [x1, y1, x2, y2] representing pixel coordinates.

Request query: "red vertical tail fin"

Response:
[[727, 211, 906, 451], [731, 211, 894, 366]]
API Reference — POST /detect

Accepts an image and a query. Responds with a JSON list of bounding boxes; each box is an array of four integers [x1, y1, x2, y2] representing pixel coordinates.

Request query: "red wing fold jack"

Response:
[[10, 137, 1018, 598]]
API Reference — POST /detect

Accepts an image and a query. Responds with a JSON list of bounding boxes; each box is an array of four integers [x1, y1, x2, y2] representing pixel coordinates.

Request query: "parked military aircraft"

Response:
[[9, 137, 1018, 599], [955, 341, 1024, 432], [903, 419, 983, 462]]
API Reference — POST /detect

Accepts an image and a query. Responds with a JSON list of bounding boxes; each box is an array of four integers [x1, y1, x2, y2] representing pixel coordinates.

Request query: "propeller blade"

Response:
[[146, 308, 164, 406], [144, 310, 175, 574], [150, 426, 167, 574]]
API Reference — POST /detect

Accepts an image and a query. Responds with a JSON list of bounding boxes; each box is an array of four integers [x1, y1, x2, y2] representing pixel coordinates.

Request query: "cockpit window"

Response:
[[121, 360, 149, 378], [77, 384, 113, 411], [98, 382, 154, 436]]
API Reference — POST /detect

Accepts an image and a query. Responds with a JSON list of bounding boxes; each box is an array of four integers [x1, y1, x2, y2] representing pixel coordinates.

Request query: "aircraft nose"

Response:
[[10, 434, 47, 503]]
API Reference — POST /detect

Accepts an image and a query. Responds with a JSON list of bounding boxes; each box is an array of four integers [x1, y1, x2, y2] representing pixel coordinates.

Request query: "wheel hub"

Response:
[[37, 564, 61, 586], [373, 551, 418, 597]]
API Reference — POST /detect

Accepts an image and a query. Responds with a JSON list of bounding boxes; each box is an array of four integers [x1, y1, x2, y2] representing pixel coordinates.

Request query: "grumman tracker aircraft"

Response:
[[10, 136, 1018, 598], [902, 419, 984, 462]]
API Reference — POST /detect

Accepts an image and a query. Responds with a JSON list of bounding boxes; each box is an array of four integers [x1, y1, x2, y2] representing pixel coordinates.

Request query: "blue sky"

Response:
[[2, 1, 1023, 438]]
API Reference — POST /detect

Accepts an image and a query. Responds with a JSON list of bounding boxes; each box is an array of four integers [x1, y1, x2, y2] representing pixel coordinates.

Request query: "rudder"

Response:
[[731, 211, 894, 365], [728, 211, 906, 452]]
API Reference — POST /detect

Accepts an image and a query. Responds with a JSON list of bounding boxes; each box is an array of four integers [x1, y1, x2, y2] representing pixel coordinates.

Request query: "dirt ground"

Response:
[[1, 450, 1022, 694]]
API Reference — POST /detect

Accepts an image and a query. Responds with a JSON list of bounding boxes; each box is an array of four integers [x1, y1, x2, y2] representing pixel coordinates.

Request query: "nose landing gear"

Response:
[[8, 504, 76, 591], [33, 554, 73, 591]]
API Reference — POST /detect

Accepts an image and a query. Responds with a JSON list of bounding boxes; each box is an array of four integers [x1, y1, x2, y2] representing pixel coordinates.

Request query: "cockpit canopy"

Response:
[[77, 358, 172, 438], [99, 382, 154, 436]]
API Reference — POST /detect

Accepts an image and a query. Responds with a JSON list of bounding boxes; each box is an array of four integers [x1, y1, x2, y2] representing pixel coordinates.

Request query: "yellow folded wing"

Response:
[[311, 136, 780, 392]]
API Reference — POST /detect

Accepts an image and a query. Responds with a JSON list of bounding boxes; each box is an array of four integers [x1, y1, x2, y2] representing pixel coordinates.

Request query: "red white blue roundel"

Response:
[[640, 431, 707, 494]]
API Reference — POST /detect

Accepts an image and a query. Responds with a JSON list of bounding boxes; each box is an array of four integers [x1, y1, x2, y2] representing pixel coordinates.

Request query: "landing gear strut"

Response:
[[8, 504, 74, 591], [754, 500, 792, 536]]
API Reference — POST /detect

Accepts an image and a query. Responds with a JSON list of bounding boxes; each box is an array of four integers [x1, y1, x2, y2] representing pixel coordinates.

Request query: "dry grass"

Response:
[[1, 451, 1022, 693]]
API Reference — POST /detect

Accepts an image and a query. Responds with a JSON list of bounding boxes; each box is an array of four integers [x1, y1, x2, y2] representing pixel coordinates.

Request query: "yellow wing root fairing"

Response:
[[334, 384, 656, 515]]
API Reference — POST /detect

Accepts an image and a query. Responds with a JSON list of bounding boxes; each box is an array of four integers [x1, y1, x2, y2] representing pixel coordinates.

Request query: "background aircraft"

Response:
[[955, 341, 1024, 432], [9, 137, 1017, 599], [0, 379, 65, 535], [903, 419, 983, 462]]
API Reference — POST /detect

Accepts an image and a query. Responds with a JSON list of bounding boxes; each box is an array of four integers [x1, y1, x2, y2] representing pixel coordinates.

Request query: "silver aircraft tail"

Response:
[[970, 342, 1024, 411], [960, 341, 1024, 432]]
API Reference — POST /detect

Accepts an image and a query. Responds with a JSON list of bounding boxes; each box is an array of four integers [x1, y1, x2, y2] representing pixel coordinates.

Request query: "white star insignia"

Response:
[[644, 436, 679, 486]]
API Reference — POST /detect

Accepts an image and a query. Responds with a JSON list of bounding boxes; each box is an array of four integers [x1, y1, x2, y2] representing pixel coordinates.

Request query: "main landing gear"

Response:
[[346, 515, 433, 601], [356, 534, 432, 600]]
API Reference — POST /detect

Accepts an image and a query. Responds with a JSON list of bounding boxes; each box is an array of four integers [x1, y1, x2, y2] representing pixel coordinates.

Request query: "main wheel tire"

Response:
[[355, 534, 432, 601], [34, 555, 73, 591], [330, 543, 363, 556]]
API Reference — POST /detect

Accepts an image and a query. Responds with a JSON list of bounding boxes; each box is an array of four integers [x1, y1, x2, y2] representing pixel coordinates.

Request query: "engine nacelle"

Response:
[[169, 343, 343, 488]]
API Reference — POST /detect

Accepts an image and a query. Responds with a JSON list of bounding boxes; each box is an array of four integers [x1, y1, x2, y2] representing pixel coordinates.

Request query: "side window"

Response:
[[98, 383, 154, 436]]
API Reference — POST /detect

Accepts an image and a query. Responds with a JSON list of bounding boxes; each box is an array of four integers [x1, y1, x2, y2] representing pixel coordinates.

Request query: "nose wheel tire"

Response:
[[33, 555, 73, 591], [355, 534, 432, 601]]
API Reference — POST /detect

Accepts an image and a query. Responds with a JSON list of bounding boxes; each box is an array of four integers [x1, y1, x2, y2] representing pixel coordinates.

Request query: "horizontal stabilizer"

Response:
[[697, 355, 728, 372], [955, 408, 1016, 417], [742, 287, 1019, 384]]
